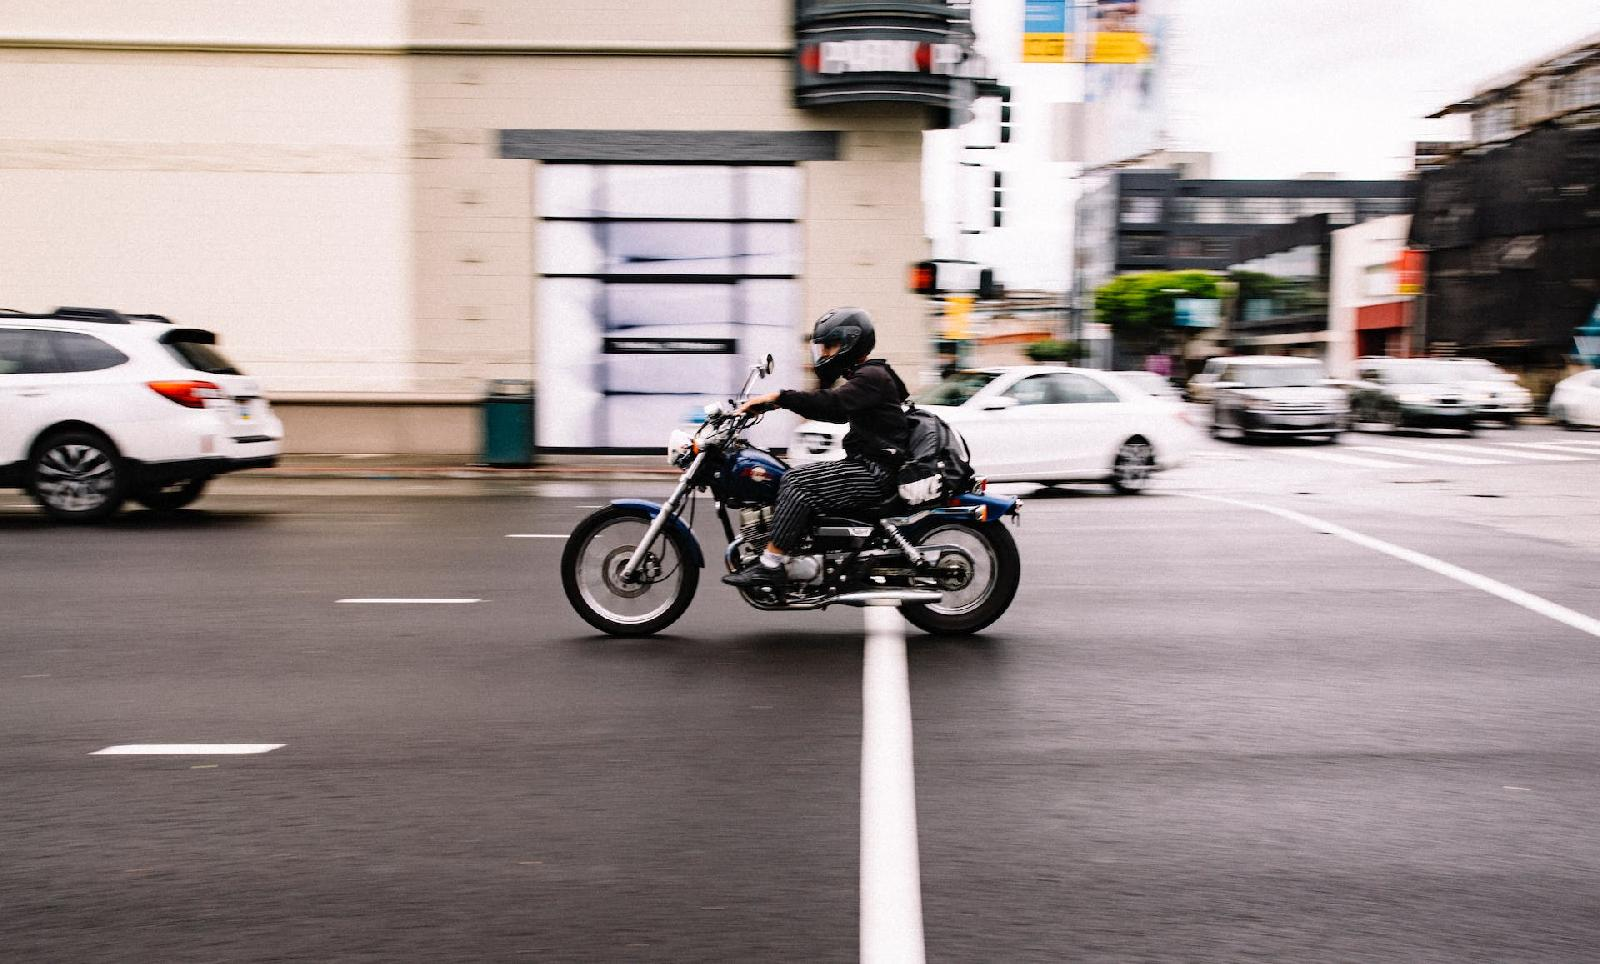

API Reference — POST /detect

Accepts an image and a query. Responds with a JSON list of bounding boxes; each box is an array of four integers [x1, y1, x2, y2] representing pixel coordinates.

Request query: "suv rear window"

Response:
[[166, 340, 242, 375]]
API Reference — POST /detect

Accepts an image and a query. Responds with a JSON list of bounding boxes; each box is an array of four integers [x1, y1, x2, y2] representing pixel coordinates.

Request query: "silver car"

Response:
[[1209, 357, 1348, 441]]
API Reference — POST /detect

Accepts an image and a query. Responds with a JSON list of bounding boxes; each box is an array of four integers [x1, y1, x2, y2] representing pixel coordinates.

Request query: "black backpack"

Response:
[[896, 404, 977, 507]]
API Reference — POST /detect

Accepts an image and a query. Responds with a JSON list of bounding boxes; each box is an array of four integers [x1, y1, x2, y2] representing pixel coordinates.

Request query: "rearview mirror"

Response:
[[762, 353, 775, 376]]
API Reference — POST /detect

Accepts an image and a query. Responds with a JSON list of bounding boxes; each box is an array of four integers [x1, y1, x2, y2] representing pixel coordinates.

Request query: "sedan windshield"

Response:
[[1237, 364, 1326, 388], [1387, 362, 1463, 385], [914, 371, 999, 407]]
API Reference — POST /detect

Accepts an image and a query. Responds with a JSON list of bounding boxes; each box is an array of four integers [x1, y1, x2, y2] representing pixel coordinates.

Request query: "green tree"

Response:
[[1093, 270, 1221, 338], [1024, 339, 1085, 363]]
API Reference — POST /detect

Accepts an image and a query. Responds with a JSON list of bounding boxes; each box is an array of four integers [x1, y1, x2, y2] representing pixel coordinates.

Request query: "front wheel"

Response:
[[28, 431, 126, 523], [901, 520, 1020, 636], [561, 506, 699, 637]]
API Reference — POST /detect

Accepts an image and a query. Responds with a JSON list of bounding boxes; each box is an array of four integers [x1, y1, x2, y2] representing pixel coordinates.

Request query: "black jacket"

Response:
[[777, 360, 911, 465]]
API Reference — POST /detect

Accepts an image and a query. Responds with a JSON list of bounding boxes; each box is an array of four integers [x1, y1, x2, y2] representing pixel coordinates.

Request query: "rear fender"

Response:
[[949, 491, 1019, 523], [609, 498, 705, 568]]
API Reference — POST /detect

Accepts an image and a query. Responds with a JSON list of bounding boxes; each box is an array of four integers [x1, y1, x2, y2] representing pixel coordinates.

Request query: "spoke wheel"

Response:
[[134, 477, 208, 512], [1110, 437, 1156, 494], [29, 432, 125, 523], [561, 506, 699, 637], [901, 520, 1019, 636]]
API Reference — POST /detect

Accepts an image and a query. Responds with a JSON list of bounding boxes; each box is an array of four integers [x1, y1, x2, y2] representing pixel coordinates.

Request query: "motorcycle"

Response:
[[560, 355, 1022, 637]]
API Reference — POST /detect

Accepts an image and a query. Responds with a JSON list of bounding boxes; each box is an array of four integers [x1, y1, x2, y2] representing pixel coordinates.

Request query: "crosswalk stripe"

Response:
[[1348, 445, 1505, 465], [1279, 450, 1411, 469], [1417, 443, 1586, 462]]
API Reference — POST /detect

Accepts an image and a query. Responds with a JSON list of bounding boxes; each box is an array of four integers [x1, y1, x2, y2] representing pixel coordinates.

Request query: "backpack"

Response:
[[896, 404, 977, 507]]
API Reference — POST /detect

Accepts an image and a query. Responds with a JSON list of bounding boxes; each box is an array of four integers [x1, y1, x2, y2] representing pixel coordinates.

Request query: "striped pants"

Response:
[[769, 457, 893, 553]]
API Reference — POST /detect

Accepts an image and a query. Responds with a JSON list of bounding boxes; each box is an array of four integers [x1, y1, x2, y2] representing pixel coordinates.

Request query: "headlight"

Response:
[[667, 428, 694, 465]]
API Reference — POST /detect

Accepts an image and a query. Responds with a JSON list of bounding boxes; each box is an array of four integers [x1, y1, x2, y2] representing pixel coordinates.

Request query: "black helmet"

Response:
[[810, 306, 876, 386]]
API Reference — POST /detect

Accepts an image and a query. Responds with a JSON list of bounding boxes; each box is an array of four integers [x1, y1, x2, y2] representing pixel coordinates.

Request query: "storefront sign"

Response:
[[603, 337, 736, 355], [794, 1, 995, 112], [1024, 0, 1151, 64], [1395, 248, 1425, 295]]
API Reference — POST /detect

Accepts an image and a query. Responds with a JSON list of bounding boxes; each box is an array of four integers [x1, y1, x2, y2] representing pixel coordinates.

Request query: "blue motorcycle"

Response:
[[561, 356, 1022, 637]]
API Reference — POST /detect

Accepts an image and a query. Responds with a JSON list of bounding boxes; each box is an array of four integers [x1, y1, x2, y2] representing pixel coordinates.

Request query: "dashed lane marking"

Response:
[[92, 744, 284, 755], [860, 603, 926, 963], [1501, 441, 1600, 454], [336, 598, 482, 604], [1278, 450, 1410, 469], [1185, 494, 1600, 640], [1348, 445, 1505, 465]]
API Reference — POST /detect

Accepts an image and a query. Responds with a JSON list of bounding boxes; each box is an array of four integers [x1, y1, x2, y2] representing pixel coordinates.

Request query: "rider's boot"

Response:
[[723, 551, 820, 588]]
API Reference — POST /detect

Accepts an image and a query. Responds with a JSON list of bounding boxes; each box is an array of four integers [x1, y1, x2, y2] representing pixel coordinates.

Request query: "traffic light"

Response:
[[909, 260, 938, 295], [991, 171, 1004, 228], [999, 90, 1012, 145], [978, 268, 1003, 301]]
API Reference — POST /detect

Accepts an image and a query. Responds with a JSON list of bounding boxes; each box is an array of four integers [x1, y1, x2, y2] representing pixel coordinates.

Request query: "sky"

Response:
[[938, 0, 1600, 288]]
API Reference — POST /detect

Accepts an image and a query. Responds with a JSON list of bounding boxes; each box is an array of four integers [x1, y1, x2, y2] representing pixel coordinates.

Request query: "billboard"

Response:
[[1023, 0, 1151, 64]]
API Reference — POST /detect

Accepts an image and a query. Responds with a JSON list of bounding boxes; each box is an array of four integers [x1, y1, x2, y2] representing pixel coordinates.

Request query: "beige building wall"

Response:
[[0, 9, 417, 396], [3, 1, 940, 452]]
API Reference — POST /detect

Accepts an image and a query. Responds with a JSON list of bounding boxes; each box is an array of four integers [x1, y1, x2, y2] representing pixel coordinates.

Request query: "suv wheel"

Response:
[[134, 477, 208, 512], [28, 431, 126, 523]]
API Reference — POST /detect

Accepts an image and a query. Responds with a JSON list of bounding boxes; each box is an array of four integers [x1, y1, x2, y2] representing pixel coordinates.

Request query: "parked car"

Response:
[[1347, 357, 1483, 434], [1438, 357, 1533, 426], [1208, 357, 1348, 442], [788, 366, 1198, 494], [0, 306, 282, 522], [1186, 356, 1229, 403], [1114, 370, 1185, 402], [1548, 369, 1600, 429]]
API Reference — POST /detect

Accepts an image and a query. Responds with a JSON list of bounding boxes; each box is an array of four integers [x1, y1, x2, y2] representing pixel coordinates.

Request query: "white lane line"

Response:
[[860, 603, 926, 964], [1417, 443, 1584, 462], [92, 744, 284, 755], [1348, 445, 1505, 465], [506, 534, 567, 539], [336, 598, 482, 604], [1501, 441, 1600, 454], [1278, 450, 1410, 469], [1185, 494, 1600, 639]]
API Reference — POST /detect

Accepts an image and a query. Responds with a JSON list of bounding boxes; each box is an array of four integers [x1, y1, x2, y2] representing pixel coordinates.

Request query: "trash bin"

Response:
[[480, 379, 535, 466]]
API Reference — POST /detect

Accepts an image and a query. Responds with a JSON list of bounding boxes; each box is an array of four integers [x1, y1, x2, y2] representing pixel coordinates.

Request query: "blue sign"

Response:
[[1174, 297, 1221, 328], [1576, 302, 1600, 366], [1025, 0, 1068, 32]]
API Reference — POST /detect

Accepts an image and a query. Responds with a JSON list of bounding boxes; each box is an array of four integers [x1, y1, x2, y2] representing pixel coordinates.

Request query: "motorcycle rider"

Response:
[[723, 306, 910, 589]]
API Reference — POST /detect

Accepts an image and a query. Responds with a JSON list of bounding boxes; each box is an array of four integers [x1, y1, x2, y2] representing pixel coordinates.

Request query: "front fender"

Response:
[[610, 499, 705, 568]]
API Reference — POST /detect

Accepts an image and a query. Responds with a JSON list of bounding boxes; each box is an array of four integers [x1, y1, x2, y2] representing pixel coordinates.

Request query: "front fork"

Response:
[[619, 451, 705, 583]]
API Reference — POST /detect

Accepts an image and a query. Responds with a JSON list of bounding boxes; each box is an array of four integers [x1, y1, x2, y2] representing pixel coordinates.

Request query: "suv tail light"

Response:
[[148, 380, 223, 409]]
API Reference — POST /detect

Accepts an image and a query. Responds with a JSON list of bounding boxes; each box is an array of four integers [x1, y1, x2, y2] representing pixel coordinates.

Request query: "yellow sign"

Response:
[[942, 295, 974, 340], [1023, 34, 1068, 63], [1080, 30, 1150, 64]]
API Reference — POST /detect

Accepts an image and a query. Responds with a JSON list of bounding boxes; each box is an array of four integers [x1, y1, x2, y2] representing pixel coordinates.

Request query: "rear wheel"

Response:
[[134, 477, 208, 512], [561, 506, 698, 637], [28, 431, 125, 523], [901, 520, 1020, 636], [1110, 437, 1155, 494]]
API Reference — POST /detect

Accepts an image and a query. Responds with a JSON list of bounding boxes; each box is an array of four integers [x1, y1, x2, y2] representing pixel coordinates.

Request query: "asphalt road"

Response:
[[4, 424, 1600, 962]]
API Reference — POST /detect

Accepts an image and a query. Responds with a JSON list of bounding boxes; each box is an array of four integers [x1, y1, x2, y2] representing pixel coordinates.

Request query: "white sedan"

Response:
[[788, 366, 1200, 494], [1549, 369, 1600, 429]]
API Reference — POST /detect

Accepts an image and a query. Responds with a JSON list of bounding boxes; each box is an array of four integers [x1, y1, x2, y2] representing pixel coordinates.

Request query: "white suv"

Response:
[[0, 307, 282, 522]]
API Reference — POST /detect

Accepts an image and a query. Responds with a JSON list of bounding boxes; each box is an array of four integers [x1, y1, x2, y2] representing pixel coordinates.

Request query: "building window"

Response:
[[536, 164, 803, 449], [1118, 234, 1166, 259], [1119, 196, 1163, 224], [1170, 197, 1230, 224]]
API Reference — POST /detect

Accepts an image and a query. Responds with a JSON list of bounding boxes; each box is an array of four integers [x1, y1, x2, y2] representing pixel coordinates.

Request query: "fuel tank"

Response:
[[724, 446, 787, 505]]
